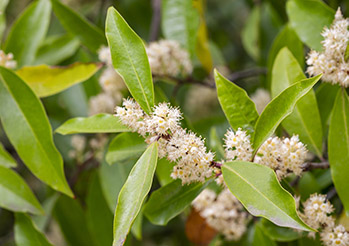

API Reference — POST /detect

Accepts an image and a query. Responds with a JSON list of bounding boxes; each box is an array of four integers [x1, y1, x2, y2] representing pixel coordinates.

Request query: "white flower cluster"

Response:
[[0, 50, 17, 69], [116, 99, 214, 184], [306, 8, 349, 87], [88, 46, 126, 115], [223, 128, 307, 180], [192, 189, 249, 241], [250, 88, 271, 114], [146, 40, 192, 77], [255, 135, 308, 179], [224, 128, 253, 162], [298, 193, 349, 246]]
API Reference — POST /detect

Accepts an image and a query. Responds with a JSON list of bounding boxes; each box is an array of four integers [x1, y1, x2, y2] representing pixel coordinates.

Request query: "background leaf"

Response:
[[4, 0, 51, 66], [0, 0, 9, 40], [113, 142, 158, 245], [328, 89, 349, 215], [271, 47, 323, 157], [106, 7, 154, 114], [50, 0, 106, 52], [143, 179, 209, 225], [287, 0, 335, 51], [155, 158, 174, 186], [253, 74, 322, 153], [106, 132, 147, 165], [0, 142, 17, 168], [14, 213, 52, 246], [162, 0, 200, 58], [241, 6, 260, 61], [215, 70, 258, 132], [222, 161, 313, 231], [0, 166, 43, 215], [55, 114, 130, 135], [0, 67, 73, 197], [17, 63, 102, 97]]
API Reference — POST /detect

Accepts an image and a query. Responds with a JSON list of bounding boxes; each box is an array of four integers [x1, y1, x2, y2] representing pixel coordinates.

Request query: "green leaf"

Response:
[[143, 179, 209, 226], [215, 69, 259, 132], [0, 166, 43, 214], [34, 34, 80, 65], [106, 7, 154, 114], [99, 160, 135, 212], [54, 196, 97, 246], [131, 206, 144, 240], [241, 6, 260, 61], [50, 0, 106, 52], [222, 161, 313, 231], [106, 132, 147, 165], [267, 24, 304, 87], [156, 158, 174, 186], [248, 222, 277, 246], [162, 0, 200, 58], [113, 142, 158, 245], [14, 213, 52, 246], [4, 0, 51, 66], [328, 89, 349, 215], [86, 174, 113, 246], [0, 0, 9, 40], [16, 63, 102, 97], [209, 127, 225, 160], [253, 74, 322, 154], [32, 194, 59, 231], [271, 47, 323, 157], [260, 219, 302, 242], [55, 114, 130, 135], [316, 83, 340, 135], [345, 44, 349, 62], [287, 0, 335, 51], [0, 142, 17, 168], [0, 67, 73, 197]]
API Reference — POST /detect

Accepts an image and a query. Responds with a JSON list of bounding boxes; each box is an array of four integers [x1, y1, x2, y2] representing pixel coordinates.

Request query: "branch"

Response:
[[302, 161, 329, 172], [149, 0, 161, 42]]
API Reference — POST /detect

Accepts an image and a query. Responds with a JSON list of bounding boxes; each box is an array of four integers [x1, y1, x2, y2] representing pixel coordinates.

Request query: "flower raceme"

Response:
[[306, 8, 349, 87], [116, 99, 309, 184]]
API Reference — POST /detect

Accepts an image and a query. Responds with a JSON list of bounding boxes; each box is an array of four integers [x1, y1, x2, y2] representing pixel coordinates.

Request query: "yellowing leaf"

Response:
[[16, 62, 102, 97]]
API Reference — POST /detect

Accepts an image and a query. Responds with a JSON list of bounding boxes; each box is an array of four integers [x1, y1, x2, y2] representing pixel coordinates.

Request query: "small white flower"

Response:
[[0, 50, 17, 69], [224, 128, 253, 162]]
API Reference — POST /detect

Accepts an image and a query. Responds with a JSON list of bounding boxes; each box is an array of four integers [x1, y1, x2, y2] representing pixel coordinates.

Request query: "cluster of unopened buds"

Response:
[[116, 99, 309, 185], [297, 194, 349, 246], [0, 50, 17, 69], [192, 188, 250, 241], [306, 8, 349, 87]]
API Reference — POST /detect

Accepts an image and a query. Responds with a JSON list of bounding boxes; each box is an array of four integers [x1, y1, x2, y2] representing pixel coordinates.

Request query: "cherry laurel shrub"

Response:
[[0, 0, 348, 245]]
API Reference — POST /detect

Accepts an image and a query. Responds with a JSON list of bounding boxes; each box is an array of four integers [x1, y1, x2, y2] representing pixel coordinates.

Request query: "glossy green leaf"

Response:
[[99, 160, 135, 212], [0, 67, 73, 197], [316, 83, 340, 135], [215, 70, 259, 132], [162, 0, 200, 57], [0, 166, 43, 214], [16, 62, 102, 97], [249, 222, 277, 246], [106, 7, 154, 114], [14, 213, 52, 246], [271, 48, 323, 157], [4, 0, 51, 66], [54, 196, 97, 246], [106, 132, 147, 165], [131, 206, 144, 240], [113, 142, 158, 245], [156, 158, 174, 186], [222, 161, 313, 231], [328, 89, 349, 215], [261, 219, 302, 242], [241, 6, 260, 61], [253, 74, 322, 153], [86, 174, 113, 246], [55, 114, 130, 135], [144, 179, 209, 226], [0, 142, 17, 168], [34, 34, 80, 65], [50, 0, 106, 52], [287, 0, 335, 51]]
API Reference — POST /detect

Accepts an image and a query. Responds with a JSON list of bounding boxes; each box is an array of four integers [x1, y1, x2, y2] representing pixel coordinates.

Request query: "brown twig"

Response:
[[68, 153, 98, 187], [326, 186, 337, 200], [149, 0, 161, 42], [302, 162, 330, 172]]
